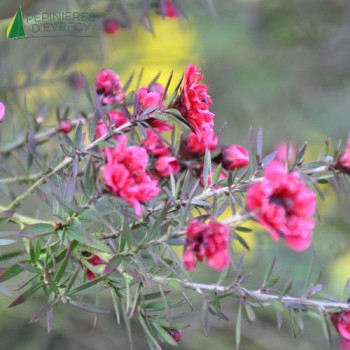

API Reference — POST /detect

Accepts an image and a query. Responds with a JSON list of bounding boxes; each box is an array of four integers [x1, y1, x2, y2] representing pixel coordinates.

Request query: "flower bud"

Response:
[[336, 141, 350, 174], [221, 144, 249, 170], [59, 119, 73, 134], [104, 18, 120, 34], [167, 329, 183, 342]]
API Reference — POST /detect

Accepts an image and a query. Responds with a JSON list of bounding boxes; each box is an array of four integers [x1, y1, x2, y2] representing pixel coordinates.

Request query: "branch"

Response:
[[152, 276, 350, 311]]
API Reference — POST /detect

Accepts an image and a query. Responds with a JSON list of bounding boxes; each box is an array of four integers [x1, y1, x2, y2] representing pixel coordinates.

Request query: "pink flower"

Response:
[[95, 69, 125, 105], [336, 139, 350, 174], [221, 144, 250, 170], [165, 0, 180, 18], [137, 83, 164, 110], [274, 141, 296, 163], [246, 161, 316, 251], [96, 110, 128, 139], [59, 119, 73, 134], [183, 220, 230, 271], [103, 18, 120, 34], [0, 102, 5, 122], [181, 131, 217, 158], [175, 64, 218, 152], [143, 129, 171, 157], [154, 156, 180, 177], [331, 311, 350, 341], [103, 136, 160, 216]]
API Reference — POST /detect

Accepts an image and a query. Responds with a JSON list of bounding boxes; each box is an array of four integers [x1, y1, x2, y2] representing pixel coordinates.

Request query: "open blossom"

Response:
[[103, 136, 160, 216], [104, 18, 120, 34], [0, 102, 5, 122], [154, 156, 180, 177], [96, 110, 128, 139], [95, 69, 125, 105], [143, 129, 171, 157], [137, 83, 164, 110], [221, 144, 250, 170], [181, 131, 217, 158], [176, 64, 217, 149], [246, 161, 316, 251], [336, 139, 350, 174], [331, 311, 350, 341], [183, 220, 230, 271], [274, 141, 296, 163]]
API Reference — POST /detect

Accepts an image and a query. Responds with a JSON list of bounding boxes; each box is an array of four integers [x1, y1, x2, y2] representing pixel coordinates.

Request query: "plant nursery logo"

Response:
[[7, 6, 95, 40]]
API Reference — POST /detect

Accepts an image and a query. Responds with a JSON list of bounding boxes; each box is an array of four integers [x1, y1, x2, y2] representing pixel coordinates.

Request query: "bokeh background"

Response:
[[1, 0, 350, 349]]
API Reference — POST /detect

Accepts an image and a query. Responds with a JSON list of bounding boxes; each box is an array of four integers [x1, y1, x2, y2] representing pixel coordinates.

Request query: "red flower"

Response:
[[103, 136, 160, 216], [181, 131, 217, 158], [336, 140, 350, 174], [0, 102, 5, 122], [331, 311, 350, 341], [154, 156, 180, 177], [167, 329, 183, 342], [221, 144, 250, 170], [183, 220, 230, 271], [246, 161, 316, 251], [142, 129, 171, 157], [95, 69, 125, 105], [58, 119, 73, 134], [96, 110, 128, 139], [86, 254, 105, 280], [137, 83, 164, 110], [103, 18, 120, 34]]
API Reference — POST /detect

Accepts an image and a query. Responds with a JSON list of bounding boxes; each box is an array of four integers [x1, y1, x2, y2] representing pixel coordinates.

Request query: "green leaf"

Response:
[[0, 264, 24, 283], [244, 303, 256, 323], [152, 323, 178, 346], [69, 274, 107, 296], [0, 239, 17, 246], [138, 314, 161, 350], [8, 281, 43, 308], [19, 223, 54, 238], [68, 299, 112, 314], [67, 227, 110, 253]]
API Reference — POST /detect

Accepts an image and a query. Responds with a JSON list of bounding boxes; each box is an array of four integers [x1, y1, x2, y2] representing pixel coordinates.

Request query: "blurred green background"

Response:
[[1, 0, 350, 349]]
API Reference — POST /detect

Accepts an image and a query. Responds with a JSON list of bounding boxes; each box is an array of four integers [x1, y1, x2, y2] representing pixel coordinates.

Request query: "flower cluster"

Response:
[[247, 161, 316, 251], [183, 219, 230, 271], [103, 135, 160, 216]]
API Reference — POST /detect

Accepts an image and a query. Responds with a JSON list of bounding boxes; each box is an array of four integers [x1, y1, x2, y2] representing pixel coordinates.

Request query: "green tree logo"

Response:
[[7, 7, 26, 39]]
